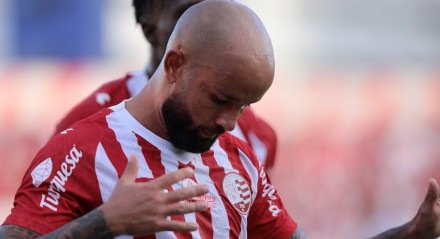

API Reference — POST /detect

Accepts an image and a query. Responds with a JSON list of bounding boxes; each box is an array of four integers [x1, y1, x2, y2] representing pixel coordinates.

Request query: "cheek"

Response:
[[187, 93, 219, 125]]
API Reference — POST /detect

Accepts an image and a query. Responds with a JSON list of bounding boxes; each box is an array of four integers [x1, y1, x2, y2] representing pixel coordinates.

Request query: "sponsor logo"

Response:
[[182, 178, 216, 208], [31, 158, 53, 187], [222, 172, 251, 215], [96, 92, 111, 105], [39, 145, 83, 212], [259, 167, 281, 217]]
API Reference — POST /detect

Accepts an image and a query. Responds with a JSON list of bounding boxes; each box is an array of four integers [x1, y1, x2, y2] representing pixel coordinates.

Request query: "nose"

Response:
[[215, 110, 239, 132]]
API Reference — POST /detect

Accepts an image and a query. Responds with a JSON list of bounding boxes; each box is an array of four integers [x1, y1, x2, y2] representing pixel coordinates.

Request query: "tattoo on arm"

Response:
[[0, 225, 40, 238], [43, 208, 114, 239], [289, 226, 308, 239], [0, 208, 114, 239]]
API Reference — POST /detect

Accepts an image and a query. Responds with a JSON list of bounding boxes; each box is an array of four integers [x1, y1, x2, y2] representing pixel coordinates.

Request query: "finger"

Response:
[[158, 220, 199, 232], [424, 178, 440, 205], [163, 201, 209, 216], [165, 184, 209, 203], [120, 155, 139, 182], [153, 168, 194, 188]]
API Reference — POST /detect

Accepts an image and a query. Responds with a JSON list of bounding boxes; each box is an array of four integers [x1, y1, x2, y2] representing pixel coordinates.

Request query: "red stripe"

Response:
[[218, 136, 253, 196], [97, 109, 129, 176], [135, 134, 190, 239], [201, 150, 239, 239]]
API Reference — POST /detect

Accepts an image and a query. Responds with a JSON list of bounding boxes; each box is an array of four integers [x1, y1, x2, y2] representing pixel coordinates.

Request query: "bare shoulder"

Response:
[[0, 225, 40, 239]]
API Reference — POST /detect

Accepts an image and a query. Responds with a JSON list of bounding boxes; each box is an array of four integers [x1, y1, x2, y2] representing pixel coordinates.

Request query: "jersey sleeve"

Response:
[[237, 107, 278, 170], [3, 126, 103, 235], [247, 164, 297, 238], [54, 76, 131, 135]]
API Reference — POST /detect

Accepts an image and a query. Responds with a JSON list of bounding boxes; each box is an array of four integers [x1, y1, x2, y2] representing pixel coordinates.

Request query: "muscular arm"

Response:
[[0, 225, 40, 239], [0, 208, 113, 239]]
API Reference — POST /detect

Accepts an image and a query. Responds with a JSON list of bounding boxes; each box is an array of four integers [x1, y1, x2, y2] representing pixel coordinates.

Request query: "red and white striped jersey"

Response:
[[54, 71, 278, 170], [5, 102, 296, 238]]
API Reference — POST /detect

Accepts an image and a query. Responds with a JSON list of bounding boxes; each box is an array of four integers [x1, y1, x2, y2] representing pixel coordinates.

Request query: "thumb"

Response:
[[120, 155, 139, 182], [424, 178, 440, 205]]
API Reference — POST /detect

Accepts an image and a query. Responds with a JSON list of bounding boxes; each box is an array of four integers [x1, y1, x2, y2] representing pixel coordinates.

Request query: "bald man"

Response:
[[1, 1, 440, 239]]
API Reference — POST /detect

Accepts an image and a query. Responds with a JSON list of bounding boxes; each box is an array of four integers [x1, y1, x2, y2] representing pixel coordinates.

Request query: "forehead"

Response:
[[198, 65, 270, 105]]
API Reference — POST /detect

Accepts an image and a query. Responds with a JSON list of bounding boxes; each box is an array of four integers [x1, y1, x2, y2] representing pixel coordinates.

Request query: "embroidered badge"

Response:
[[222, 172, 251, 215]]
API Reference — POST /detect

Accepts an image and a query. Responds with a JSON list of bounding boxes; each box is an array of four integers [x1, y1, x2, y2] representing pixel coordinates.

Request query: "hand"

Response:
[[100, 155, 210, 236], [409, 178, 440, 238]]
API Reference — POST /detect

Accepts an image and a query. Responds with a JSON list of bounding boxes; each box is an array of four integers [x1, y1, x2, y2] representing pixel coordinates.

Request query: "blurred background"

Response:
[[1, 0, 440, 238]]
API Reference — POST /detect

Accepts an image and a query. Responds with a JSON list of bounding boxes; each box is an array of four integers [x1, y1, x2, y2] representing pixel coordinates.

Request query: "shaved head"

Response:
[[166, 0, 275, 96]]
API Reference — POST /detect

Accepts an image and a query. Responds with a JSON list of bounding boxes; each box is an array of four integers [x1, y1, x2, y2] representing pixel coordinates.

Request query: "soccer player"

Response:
[[54, 0, 278, 170], [1, 1, 439, 239]]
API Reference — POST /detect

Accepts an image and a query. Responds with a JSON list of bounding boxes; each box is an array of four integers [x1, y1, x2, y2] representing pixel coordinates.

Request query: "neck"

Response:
[[125, 79, 169, 140]]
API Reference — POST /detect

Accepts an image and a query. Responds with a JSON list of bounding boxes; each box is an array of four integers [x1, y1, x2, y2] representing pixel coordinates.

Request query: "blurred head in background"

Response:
[[133, 0, 203, 77]]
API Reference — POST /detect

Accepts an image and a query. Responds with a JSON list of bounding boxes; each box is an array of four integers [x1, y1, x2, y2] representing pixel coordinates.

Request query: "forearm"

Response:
[[42, 208, 114, 239], [0, 208, 114, 239]]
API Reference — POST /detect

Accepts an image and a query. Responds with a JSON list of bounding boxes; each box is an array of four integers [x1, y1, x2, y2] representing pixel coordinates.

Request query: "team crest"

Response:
[[222, 172, 251, 215]]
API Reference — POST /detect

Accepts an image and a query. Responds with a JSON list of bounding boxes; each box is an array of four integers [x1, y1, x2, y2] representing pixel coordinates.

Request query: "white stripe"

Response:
[[95, 142, 118, 202], [95, 143, 133, 239], [230, 125, 246, 142], [193, 155, 230, 239], [239, 219, 247, 239], [211, 141, 236, 173], [237, 148, 259, 203], [247, 132, 268, 165], [156, 231, 177, 239], [236, 149, 260, 239], [106, 111, 153, 178], [126, 70, 148, 97]]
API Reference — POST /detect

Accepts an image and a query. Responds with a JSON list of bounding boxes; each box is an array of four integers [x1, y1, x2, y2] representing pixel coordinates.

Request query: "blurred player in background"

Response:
[[53, 0, 278, 171]]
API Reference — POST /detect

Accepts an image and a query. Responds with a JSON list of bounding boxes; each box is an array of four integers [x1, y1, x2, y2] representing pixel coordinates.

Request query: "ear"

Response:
[[164, 50, 185, 83]]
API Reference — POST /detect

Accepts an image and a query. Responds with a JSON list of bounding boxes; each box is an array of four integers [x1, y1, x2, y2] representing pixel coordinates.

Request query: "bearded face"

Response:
[[161, 92, 225, 153]]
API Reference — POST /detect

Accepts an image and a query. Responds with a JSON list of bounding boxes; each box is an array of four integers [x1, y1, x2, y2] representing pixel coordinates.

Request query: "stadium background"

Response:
[[0, 0, 440, 238]]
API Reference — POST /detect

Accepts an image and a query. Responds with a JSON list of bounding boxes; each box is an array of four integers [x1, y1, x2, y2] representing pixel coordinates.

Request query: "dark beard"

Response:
[[161, 94, 223, 153]]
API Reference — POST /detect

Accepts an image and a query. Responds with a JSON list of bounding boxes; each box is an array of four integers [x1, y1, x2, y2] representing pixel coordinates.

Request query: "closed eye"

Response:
[[211, 95, 228, 105]]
